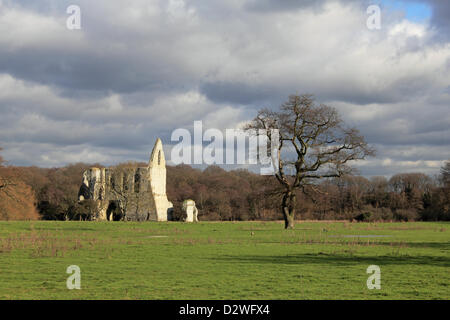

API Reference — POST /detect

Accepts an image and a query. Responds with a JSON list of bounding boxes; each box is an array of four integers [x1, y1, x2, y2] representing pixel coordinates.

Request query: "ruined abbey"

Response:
[[78, 139, 173, 221]]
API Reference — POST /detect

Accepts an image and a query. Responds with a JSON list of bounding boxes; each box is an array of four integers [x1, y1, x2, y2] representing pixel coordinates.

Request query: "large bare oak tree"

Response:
[[245, 94, 375, 229]]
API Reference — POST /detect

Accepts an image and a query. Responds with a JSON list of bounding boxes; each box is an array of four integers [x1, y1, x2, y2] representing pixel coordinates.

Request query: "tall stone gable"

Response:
[[78, 138, 173, 221]]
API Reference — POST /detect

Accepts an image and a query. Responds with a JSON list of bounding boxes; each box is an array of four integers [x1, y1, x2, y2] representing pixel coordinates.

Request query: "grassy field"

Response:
[[0, 220, 448, 300]]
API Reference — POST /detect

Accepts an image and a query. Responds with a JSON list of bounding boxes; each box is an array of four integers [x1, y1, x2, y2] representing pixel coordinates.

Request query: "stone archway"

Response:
[[106, 201, 123, 221]]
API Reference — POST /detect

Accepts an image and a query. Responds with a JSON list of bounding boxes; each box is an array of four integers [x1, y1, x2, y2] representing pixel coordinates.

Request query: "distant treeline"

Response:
[[0, 156, 449, 221]]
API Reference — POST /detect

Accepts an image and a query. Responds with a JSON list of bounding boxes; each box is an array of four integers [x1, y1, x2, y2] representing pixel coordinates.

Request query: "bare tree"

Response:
[[0, 148, 15, 192], [245, 94, 375, 229], [441, 160, 450, 188], [0, 148, 39, 220], [368, 176, 389, 208]]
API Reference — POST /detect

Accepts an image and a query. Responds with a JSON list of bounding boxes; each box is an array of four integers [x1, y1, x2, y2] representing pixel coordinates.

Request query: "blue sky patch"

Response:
[[379, 0, 432, 22]]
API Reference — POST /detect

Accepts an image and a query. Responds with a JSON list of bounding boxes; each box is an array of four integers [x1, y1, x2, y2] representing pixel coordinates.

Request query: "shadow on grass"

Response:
[[213, 252, 450, 267], [405, 242, 450, 251]]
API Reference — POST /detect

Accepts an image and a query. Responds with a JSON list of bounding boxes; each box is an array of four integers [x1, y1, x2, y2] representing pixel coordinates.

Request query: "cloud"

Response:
[[426, 0, 450, 40], [0, 0, 448, 176]]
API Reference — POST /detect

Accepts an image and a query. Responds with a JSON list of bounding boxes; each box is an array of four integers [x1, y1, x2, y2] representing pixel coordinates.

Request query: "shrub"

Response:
[[353, 206, 394, 222], [394, 209, 419, 221]]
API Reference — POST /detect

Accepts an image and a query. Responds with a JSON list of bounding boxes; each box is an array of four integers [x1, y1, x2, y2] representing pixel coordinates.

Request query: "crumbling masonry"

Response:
[[78, 139, 173, 221]]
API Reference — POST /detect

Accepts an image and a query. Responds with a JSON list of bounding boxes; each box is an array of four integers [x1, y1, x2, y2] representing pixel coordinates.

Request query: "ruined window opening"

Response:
[[107, 201, 123, 221], [158, 150, 161, 165], [134, 174, 140, 193]]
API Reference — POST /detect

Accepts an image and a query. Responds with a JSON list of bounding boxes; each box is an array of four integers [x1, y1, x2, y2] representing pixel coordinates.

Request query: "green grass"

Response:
[[0, 220, 448, 300]]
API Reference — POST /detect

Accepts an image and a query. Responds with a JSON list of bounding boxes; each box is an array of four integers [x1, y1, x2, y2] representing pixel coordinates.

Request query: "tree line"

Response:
[[0, 94, 448, 223], [0, 150, 449, 222]]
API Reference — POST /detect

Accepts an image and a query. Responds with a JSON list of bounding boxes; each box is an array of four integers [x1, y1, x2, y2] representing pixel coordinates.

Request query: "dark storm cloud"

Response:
[[200, 81, 277, 105], [0, 48, 186, 94], [201, 73, 435, 107], [426, 0, 450, 40]]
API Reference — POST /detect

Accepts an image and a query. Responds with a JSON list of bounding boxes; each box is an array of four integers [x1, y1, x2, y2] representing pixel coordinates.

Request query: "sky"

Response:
[[380, 0, 432, 22], [0, 0, 449, 177]]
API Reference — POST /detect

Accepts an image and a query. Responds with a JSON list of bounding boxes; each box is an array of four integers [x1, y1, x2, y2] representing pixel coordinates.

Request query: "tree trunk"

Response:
[[282, 191, 296, 229]]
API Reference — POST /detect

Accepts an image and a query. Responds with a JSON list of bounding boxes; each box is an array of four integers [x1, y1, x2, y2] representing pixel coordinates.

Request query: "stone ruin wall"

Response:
[[78, 139, 173, 222]]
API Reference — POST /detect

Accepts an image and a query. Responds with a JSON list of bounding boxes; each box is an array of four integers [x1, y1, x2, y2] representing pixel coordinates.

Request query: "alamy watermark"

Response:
[[66, 265, 81, 290], [366, 265, 381, 290], [367, 5, 381, 30], [170, 121, 279, 175], [66, 5, 81, 30]]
